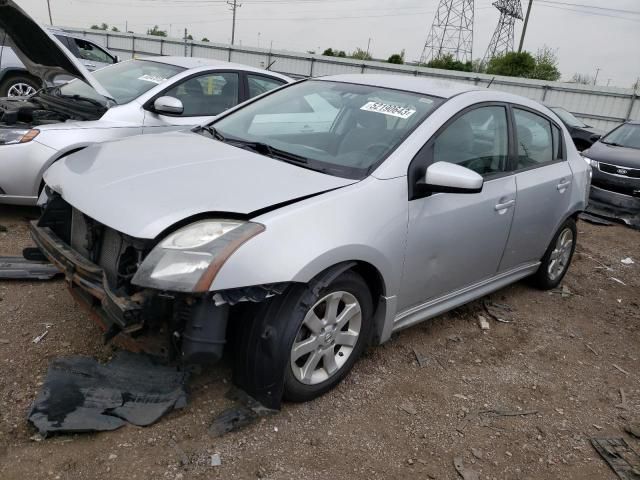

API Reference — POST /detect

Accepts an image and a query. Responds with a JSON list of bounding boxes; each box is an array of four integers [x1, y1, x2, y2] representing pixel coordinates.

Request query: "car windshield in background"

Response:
[[551, 107, 587, 128], [212, 80, 442, 178], [57, 60, 186, 105], [601, 123, 640, 149]]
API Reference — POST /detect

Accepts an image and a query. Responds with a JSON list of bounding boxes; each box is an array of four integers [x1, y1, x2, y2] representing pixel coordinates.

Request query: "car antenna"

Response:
[[487, 77, 495, 89], [266, 59, 277, 71]]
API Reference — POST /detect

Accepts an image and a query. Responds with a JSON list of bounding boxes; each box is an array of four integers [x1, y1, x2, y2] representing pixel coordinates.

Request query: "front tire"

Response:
[[0, 74, 40, 97], [530, 218, 577, 290]]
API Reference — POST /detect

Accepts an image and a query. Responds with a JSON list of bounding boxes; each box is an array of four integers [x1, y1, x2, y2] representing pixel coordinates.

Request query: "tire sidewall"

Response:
[[536, 218, 577, 289], [283, 270, 373, 402], [0, 75, 40, 97]]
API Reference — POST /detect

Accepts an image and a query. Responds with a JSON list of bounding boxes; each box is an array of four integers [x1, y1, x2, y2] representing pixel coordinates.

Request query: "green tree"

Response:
[[111, 26, 119, 32], [351, 48, 372, 61], [388, 49, 405, 65], [322, 48, 336, 56], [570, 73, 594, 85], [531, 46, 561, 81], [425, 54, 472, 72], [201, 37, 210, 42], [186, 34, 193, 40], [146, 25, 167, 37], [486, 51, 536, 78], [337, 50, 347, 57], [90, 23, 108, 30]]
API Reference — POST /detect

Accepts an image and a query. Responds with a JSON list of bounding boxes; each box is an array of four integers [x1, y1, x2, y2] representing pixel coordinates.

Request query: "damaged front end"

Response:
[[31, 192, 284, 365]]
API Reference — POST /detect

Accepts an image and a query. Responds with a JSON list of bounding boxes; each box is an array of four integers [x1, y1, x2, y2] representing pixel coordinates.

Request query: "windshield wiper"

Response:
[[54, 93, 106, 109], [601, 140, 623, 147], [199, 125, 226, 142], [228, 139, 309, 164]]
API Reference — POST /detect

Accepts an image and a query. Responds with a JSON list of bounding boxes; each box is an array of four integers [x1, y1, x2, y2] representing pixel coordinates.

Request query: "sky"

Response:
[[16, 0, 640, 88]]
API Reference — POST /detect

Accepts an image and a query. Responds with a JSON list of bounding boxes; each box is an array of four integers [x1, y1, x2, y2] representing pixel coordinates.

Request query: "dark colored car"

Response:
[[583, 121, 640, 228], [548, 106, 603, 151]]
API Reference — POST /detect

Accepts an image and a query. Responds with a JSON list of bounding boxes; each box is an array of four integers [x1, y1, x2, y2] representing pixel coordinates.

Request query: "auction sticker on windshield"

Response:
[[360, 101, 416, 119], [138, 74, 167, 84]]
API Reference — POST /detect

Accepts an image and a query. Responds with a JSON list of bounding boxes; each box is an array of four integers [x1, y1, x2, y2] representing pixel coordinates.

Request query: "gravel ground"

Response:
[[1, 206, 639, 480]]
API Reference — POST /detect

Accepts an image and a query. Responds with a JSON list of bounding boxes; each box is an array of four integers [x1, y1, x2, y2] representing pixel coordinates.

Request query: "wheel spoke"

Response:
[[324, 293, 341, 324], [291, 336, 320, 361], [300, 350, 322, 381], [303, 311, 324, 334], [335, 302, 359, 330], [323, 350, 339, 375], [335, 331, 358, 347]]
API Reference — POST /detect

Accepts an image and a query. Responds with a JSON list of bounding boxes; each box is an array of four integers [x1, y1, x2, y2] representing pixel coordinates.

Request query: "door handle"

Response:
[[494, 199, 515, 211], [557, 180, 571, 191]]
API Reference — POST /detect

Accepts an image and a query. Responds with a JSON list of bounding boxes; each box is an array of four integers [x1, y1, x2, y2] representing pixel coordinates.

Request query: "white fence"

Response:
[[65, 28, 639, 133]]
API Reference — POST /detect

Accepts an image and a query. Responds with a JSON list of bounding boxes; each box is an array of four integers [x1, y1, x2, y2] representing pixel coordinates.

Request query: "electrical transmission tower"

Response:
[[482, 0, 523, 64], [420, 0, 474, 65]]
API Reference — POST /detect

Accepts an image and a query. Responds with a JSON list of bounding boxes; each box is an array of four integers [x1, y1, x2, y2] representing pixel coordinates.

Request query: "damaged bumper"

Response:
[[587, 186, 640, 229]]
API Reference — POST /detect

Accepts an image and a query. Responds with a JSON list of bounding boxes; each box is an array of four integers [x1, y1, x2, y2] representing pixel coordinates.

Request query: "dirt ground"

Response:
[[0, 206, 639, 480]]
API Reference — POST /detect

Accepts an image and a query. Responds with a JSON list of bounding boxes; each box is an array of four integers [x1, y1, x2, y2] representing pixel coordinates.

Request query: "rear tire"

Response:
[[0, 74, 40, 97], [530, 218, 577, 290]]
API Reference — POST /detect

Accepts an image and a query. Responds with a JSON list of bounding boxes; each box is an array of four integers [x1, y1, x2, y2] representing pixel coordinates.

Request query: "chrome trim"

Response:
[[598, 161, 640, 179]]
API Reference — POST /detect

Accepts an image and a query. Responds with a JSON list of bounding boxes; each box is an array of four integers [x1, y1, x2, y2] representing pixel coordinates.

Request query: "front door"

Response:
[[499, 107, 573, 270], [399, 104, 516, 311], [142, 71, 240, 133]]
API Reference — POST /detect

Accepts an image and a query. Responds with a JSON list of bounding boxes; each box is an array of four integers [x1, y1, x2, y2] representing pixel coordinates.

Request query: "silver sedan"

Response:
[[34, 74, 590, 409]]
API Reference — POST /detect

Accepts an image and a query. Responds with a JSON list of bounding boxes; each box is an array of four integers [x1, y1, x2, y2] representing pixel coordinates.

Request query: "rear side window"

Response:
[[433, 105, 509, 176], [247, 74, 286, 99], [73, 38, 114, 64], [514, 108, 554, 169]]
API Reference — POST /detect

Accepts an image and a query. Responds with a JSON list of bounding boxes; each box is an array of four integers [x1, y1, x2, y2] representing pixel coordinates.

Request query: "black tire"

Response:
[[530, 218, 577, 290], [283, 270, 373, 402], [0, 74, 40, 97]]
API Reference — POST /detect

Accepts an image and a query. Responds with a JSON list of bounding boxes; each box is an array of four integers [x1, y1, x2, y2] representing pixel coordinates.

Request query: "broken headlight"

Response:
[[0, 128, 39, 145], [132, 219, 265, 292]]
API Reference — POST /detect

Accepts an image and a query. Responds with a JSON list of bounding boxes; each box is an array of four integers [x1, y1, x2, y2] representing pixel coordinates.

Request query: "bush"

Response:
[[425, 54, 472, 72]]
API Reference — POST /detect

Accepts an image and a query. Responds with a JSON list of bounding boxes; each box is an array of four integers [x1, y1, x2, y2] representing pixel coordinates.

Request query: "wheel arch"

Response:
[[0, 68, 41, 88], [35, 145, 90, 194]]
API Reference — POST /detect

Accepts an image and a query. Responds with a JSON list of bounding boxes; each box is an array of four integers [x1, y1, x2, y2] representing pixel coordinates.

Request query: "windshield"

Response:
[[601, 123, 640, 149], [211, 80, 442, 178], [57, 59, 185, 105], [551, 107, 586, 128]]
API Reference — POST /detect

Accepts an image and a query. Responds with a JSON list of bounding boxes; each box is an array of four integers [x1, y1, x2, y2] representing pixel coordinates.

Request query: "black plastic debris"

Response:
[[579, 212, 616, 226], [29, 352, 188, 435], [209, 387, 277, 437], [591, 438, 640, 480], [0, 255, 60, 280]]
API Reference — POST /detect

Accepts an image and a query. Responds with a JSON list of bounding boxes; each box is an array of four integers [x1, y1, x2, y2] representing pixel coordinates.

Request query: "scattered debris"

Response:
[[591, 437, 640, 480], [447, 334, 463, 343], [610, 277, 627, 286], [478, 315, 490, 331], [210, 453, 222, 467], [616, 389, 630, 410], [625, 424, 640, 440], [483, 301, 514, 323], [413, 348, 430, 368], [470, 448, 483, 460], [555, 408, 565, 415], [28, 352, 188, 435], [585, 343, 599, 356], [593, 424, 604, 430], [32, 326, 51, 344], [613, 364, 630, 376], [0, 256, 60, 281], [453, 394, 469, 401], [208, 387, 278, 438], [169, 439, 190, 466], [399, 402, 418, 416], [453, 456, 479, 480], [621, 257, 635, 265], [550, 285, 579, 298]]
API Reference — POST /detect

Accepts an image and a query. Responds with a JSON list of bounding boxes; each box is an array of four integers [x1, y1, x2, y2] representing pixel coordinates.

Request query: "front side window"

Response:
[[163, 72, 239, 116], [247, 74, 286, 99], [57, 59, 185, 104], [433, 106, 509, 176], [601, 123, 640, 149], [212, 80, 442, 179], [514, 108, 554, 169], [73, 38, 114, 64]]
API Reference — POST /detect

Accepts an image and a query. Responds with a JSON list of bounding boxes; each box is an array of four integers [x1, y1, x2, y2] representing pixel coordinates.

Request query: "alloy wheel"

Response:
[[547, 227, 574, 281], [7, 83, 36, 97], [290, 291, 362, 385]]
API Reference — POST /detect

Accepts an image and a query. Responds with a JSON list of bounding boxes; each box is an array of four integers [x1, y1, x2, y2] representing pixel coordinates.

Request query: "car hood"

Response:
[[44, 131, 357, 239], [585, 141, 640, 169], [0, 0, 111, 99]]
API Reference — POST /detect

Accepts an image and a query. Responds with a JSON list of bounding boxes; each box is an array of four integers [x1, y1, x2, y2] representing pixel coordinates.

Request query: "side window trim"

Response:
[[407, 101, 513, 201], [144, 69, 241, 117], [507, 103, 566, 174]]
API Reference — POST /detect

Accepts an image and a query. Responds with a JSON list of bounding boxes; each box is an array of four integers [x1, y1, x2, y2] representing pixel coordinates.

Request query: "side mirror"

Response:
[[422, 161, 483, 194], [113, 55, 120, 63], [153, 96, 183, 115]]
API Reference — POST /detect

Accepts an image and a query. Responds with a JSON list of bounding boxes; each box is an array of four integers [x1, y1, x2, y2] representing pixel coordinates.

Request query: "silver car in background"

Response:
[[0, 0, 291, 205], [33, 73, 590, 409]]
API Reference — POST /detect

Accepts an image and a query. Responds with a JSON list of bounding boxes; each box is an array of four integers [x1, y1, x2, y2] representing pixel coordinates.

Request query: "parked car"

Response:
[[583, 121, 640, 227], [0, 0, 292, 205], [0, 27, 118, 97], [32, 71, 590, 409], [547, 105, 603, 151]]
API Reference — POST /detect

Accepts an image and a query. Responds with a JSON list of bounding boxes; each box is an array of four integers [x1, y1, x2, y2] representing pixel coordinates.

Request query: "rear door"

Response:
[[142, 71, 240, 133], [499, 106, 572, 271], [398, 104, 517, 310]]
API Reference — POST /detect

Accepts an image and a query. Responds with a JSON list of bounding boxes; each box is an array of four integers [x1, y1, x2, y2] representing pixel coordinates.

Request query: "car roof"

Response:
[[317, 74, 479, 99], [138, 55, 291, 81]]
